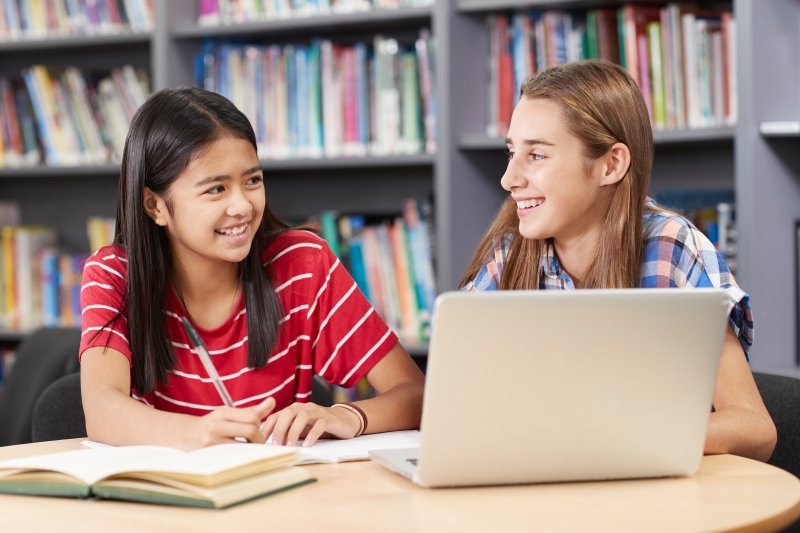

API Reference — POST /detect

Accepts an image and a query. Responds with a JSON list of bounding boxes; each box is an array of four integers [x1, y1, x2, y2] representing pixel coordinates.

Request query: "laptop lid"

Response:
[[415, 289, 729, 487]]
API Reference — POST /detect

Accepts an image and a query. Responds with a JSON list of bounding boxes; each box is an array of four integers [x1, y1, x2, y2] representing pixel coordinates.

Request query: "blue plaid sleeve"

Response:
[[641, 211, 754, 356]]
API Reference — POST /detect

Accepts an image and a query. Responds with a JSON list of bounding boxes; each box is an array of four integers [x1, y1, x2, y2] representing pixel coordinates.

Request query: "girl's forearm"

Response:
[[84, 385, 198, 450], [351, 380, 424, 435], [704, 408, 777, 462]]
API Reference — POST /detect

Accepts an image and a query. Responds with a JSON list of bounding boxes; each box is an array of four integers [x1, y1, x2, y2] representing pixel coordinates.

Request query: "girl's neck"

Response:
[[553, 229, 601, 288], [171, 261, 241, 329]]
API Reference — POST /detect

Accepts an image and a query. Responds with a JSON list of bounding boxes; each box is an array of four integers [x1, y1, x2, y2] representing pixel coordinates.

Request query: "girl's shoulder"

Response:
[[261, 229, 329, 268], [643, 207, 703, 250], [84, 244, 129, 272]]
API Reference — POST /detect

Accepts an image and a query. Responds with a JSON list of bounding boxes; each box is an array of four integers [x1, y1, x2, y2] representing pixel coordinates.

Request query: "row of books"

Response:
[[654, 189, 737, 274], [0, 64, 150, 168], [0, 0, 153, 39], [487, 4, 735, 137], [308, 198, 436, 347], [0, 225, 89, 330], [196, 30, 436, 159], [197, 0, 432, 26]]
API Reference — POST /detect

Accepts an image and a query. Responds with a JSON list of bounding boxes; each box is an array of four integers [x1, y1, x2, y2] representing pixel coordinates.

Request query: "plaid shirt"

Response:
[[463, 200, 754, 355]]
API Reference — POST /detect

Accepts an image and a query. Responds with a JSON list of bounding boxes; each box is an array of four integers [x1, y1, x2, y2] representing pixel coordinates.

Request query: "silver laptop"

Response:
[[370, 289, 729, 488]]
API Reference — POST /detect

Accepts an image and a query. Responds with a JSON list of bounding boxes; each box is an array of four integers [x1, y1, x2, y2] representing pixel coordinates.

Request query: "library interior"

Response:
[[0, 1, 798, 531]]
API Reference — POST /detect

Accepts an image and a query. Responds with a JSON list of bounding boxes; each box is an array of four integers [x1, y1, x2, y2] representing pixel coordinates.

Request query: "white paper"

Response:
[[293, 430, 421, 464]]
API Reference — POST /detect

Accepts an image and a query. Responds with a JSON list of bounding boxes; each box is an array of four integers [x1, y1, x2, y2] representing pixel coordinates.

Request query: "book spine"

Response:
[[647, 21, 666, 130]]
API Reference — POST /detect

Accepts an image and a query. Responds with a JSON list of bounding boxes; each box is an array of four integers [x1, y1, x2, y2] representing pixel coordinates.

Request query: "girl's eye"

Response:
[[247, 175, 264, 186], [532, 153, 545, 161], [206, 185, 225, 195], [504, 149, 514, 161]]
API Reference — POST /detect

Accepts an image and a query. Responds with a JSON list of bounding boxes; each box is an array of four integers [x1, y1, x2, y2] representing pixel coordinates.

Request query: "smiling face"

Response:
[[500, 97, 615, 249], [145, 135, 265, 274]]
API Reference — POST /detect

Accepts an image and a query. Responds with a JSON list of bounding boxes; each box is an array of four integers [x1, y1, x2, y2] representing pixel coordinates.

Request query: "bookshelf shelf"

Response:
[[261, 154, 434, 170], [759, 121, 800, 137], [0, 32, 152, 52], [173, 6, 433, 39], [0, 156, 434, 179], [458, 128, 735, 151], [652, 127, 735, 145], [0, 165, 121, 179], [0, 330, 30, 343], [457, 0, 662, 14]]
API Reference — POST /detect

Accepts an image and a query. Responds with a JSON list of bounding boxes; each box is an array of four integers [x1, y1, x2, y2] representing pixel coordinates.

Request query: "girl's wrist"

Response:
[[331, 403, 366, 438]]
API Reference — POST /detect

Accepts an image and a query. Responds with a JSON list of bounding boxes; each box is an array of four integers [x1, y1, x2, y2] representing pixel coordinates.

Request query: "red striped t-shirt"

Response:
[[79, 230, 398, 415]]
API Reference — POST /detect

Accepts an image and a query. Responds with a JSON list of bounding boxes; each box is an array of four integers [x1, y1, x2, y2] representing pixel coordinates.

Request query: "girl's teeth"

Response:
[[218, 224, 246, 235], [517, 199, 542, 209]]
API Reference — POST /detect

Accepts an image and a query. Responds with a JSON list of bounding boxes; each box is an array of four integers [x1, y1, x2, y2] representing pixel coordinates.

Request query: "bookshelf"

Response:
[[1, 0, 799, 377], [735, 0, 800, 376]]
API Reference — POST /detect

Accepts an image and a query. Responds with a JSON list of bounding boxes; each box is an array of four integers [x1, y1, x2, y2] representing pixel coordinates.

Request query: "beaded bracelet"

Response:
[[332, 403, 368, 437]]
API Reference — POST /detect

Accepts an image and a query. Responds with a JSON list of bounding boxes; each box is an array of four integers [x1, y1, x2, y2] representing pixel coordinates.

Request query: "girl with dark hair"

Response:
[[460, 60, 776, 461], [80, 87, 423, 450]]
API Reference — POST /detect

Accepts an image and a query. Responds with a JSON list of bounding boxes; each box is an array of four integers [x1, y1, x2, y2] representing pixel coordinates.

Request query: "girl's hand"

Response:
[[261, 402, 362, 447], [188, 397, 276, 448]]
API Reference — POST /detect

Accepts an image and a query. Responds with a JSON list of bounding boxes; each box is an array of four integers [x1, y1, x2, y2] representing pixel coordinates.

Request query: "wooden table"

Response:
[[0, 439, 798, 532]]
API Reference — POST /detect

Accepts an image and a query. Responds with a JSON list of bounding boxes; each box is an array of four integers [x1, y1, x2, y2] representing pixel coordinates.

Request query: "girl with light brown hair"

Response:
[[461, 60, 775, 461]]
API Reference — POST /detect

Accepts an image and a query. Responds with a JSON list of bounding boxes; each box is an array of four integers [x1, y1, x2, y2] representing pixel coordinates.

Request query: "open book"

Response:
[[0, 443, 314, 509]]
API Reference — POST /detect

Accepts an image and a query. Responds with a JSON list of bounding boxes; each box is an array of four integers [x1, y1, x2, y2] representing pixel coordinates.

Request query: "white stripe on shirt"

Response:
[[81, 304, 122, 316], [267, 335, 312, 364], [312, 281, 357, 349], [318, 308, 375, 377], [275, 273, 313, 293], [172, 336, 249, 356], [279, 304, 310, 325], [131, 392, 154, 408], [170, 366, 255, 382], [81, 281, 115, 292], [82, 326, 129, 345], [266, 242, 323, 266], [84, 261, 125, 280], [342, 328, 393, 383], [306, 258, 340, 319], [234, 374, 297, 406]]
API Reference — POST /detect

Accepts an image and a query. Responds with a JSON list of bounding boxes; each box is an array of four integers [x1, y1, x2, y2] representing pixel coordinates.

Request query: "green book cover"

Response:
[[616, 8, 627, 69], [319, 210, 341, 258], [647, 21, 667, 129], [586, 10, 599, 59]]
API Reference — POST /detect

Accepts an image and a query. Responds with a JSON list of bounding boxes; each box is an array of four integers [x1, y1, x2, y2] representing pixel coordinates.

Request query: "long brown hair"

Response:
[[460, 60, 654, 290]]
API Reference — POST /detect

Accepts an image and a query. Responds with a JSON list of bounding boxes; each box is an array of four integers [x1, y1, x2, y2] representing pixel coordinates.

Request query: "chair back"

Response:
[[32, 372, 86, 442], [0, 328, 81, 445], [753, 372, 800, 478]]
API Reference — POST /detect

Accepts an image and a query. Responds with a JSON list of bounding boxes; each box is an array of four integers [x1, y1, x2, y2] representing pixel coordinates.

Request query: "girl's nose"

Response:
[[500, 160, 523, 192], [226, 188, 253, 217]]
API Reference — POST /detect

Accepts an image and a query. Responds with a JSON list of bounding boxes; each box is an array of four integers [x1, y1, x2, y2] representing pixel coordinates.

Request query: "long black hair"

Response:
[[114, 87, 287, 395]]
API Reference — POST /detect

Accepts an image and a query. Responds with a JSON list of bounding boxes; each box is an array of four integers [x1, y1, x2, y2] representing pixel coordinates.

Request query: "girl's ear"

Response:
[[143, 187, 168, 226], [598, 142, 631, 187]]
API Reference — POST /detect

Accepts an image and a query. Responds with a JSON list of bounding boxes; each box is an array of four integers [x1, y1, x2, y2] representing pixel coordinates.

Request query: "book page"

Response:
[[0, 446, 177, 485], [0, 443, 297, 486], [120, 443, 296, 476]]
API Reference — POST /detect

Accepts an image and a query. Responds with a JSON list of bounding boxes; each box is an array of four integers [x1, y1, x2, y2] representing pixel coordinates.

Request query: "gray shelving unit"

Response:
[[736, 0, 800, 377], [2, 0, 798, 375]]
